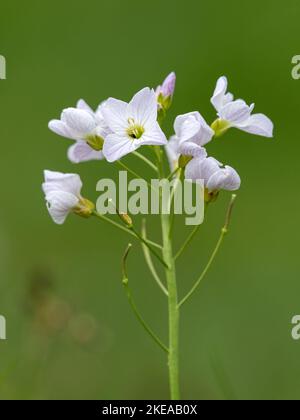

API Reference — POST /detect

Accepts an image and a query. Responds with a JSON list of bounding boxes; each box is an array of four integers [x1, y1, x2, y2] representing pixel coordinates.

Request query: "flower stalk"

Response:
[[122, 244, 169, 354], [178, 194, 237, 308], [161, 212, 180, 400], [43, 72, 272, 401]]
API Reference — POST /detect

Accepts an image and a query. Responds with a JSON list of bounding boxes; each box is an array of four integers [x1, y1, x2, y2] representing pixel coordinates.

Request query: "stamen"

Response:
[[127, 118, 144, 140]]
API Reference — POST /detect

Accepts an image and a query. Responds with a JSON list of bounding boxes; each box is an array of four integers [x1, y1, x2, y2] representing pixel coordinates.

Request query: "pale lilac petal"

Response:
[[95, 101, 108, 124], [127, 88, 157, 128], [43, 170, 82, 197], [45, 191, 79, 225], [211, 76, 230, 112], [175, 112, 214, 146], [175, 113, 202, 142], [218, 100, 252, 125], [48, 120, 76, 139], [61, 108, 97, 137], [159, 72, 176, 97], [237, 113, 274, 137], [101, 98, 128, 135], [103, 134, 139, 162], [140, 123, 167, 146], [179, 142, 208, 159], [207, 166, 241, 192], [76, 99, 94, 115], [68, 141, 104, 164], [185, 157, 220, 183], [165, 136, 180, 171]]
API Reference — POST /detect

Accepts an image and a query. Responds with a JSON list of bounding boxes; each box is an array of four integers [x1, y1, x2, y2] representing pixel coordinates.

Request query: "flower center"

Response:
[[127, 118, 144, 140]]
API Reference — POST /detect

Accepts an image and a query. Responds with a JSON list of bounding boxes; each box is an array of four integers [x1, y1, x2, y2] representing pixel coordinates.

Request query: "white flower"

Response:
[[42, 170, 94, 224], [49, 100, 111, 163], [165, 135, 207, 172], [165, 112, 213, 171], [174, 112, 214, 148], [67, 140, 104, 164], [166, 112, 211, 172], [185, 156, 241, 193], [211, 76, 274, 138], [102, 88, 167, 162], [165, 136, 181, 171]]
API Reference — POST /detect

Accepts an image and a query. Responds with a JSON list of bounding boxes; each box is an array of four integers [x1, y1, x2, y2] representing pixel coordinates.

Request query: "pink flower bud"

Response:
[[156, 72, 176, 98]]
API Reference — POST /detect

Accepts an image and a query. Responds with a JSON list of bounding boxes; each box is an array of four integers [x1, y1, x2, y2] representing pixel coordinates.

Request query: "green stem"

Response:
[[92, 211, 162, 250], [130, 226, 169, 269], [161, 212, 180, 400], [155, 146, 180, 400], [175, 224, 202, 261], [178, 194, 237, 308], [122, 244, 169, 354], [141, 219, 168, 297], [167, 166, 180, 181], [133, 151, 158, 173], [117, 160, 154, 191], [168, 168, 182, 238], [175, 203, 208, 261]]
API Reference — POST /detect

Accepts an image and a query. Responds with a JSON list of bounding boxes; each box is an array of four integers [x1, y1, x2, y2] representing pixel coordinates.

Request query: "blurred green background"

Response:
[[0, 0, 299, 400]]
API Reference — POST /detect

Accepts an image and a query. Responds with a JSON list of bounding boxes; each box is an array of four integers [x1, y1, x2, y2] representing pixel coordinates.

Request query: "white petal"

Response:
[[103, 134, 138, 162], [237, 113, 274, 138], [223, 92, 234, 106], [140, 122, 167, 146], [211, 76, 231, 112], [174, 113, 202, 141], [48, 120, 76, 140], [185, 157, 220, 184], [101, 98, 128, 135], [45, 191, 79, 225], [95, 101, 108, 124], [218, 100, 252, 125], [207, 166, 241, 192], [76, 99, 94, 115], [175, 112, 214, 146], [127, 87, 157, 128], [179, 142, 207, 159], [43, 170, 82, 197], [165, 136, 180, 171], [68, 141, 104, 164], [61, 108, 96, 137]]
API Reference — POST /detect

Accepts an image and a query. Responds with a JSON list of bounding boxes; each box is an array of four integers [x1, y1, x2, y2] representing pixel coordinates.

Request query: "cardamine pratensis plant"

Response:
[[42, 73, 273, 400]]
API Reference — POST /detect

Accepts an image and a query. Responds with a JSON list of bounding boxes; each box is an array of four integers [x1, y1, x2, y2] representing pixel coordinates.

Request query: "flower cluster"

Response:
[[43, 73, 273, 224]]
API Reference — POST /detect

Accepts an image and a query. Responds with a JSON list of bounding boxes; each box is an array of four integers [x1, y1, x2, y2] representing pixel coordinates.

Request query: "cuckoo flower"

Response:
[[165, 112, 213, 171], [174, 112, 214, 148], [102, 87, 167, 162], [49, 100, 111, 162], [211, 76, 274, 138], [165, 135, 207, 172], [42, 170, 94, 225], [185, 155, 241, 200]]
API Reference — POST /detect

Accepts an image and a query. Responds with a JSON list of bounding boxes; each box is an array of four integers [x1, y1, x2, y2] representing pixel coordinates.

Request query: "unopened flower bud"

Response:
[[107, 199, 133, 227], [157, 72, 176, 99], [156, 72, 176, 120], [118, 212, 133, 228]]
